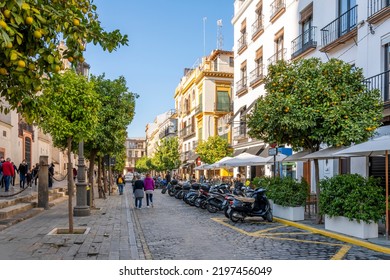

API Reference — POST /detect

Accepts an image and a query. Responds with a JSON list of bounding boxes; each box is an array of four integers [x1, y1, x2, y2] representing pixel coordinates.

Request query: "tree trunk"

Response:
[[88, 149, 98, 207], [102, 160, 107, 193], [314, 158, 322, 224], [67, 137, 74, 233]]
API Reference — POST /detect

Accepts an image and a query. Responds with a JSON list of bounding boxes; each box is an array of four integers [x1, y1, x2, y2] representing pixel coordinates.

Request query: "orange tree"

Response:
[[247, 58, 383, 222], [0, 0, 127, 117]]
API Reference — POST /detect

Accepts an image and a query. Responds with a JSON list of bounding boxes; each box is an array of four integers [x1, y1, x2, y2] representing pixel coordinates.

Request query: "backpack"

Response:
[[118, 177, 123, 184]]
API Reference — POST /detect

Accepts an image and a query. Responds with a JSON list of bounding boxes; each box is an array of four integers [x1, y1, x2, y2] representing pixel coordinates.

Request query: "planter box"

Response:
[[325, 215, 378, 239], [273, 203, 305, 221]]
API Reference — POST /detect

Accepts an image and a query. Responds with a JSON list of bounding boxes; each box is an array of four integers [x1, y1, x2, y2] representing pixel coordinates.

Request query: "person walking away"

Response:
[[32, 164, 39, 186], [12, 162, 17, 186], [3, 158, 15, 192], [144, 173, 155, 208], [116, 174, 124, 195], [48, 163, 54, 188], [133, 175, 144, 209], [73, 167, 77, 182], [18, 159, 28, 189], [26, 169, 32, 187], [165, 171, 171, 185], [0, 157, 5, 189]]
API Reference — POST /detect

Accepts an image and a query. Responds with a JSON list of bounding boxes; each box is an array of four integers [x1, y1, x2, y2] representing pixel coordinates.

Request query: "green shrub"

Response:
[[319, 174, 385, 223], [253, 176, 308, 207]]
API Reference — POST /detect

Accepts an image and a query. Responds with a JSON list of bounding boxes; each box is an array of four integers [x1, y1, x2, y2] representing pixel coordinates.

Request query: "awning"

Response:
[[301, 146, 348, 160], [233, 148, 247, 156], [246, 145, 265, 156], [283, 150, 311, 162]]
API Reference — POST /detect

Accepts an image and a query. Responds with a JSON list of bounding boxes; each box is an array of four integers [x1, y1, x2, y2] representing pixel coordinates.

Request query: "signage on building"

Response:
[[268, 148, 278, 156]]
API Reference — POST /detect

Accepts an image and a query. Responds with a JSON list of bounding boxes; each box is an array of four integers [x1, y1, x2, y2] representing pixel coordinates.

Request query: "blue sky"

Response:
[[84, 0, 234, 138]]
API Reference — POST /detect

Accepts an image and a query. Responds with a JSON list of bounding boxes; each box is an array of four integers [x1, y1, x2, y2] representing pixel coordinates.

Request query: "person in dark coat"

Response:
[[48, 163, 54, 188], [18, 159, 28, 189], [133, 175, 144, 209]]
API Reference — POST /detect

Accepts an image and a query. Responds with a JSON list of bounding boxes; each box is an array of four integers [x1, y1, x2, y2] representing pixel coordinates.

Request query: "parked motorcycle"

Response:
[[183, 182, 201, 205], [227, 187, 273, 222], [168, 180, 182, 197]]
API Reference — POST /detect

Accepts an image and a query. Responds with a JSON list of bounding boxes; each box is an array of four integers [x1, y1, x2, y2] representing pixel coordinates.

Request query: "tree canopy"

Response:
[[0, 0, 128, 116], [153, 137, 180, 172], [195, 136, 233, 164], [247, 58, 383, 151]]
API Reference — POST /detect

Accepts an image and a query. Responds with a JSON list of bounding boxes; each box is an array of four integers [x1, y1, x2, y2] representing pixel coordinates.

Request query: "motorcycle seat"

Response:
[[235, 197, 255, 203]]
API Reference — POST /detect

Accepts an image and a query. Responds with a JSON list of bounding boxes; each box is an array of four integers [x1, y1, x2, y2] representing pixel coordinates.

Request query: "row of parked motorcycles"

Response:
[[161, 179, 273, 223]]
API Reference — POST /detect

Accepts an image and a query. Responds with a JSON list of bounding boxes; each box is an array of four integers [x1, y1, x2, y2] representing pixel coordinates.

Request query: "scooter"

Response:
[[227, 187, 273, 222]]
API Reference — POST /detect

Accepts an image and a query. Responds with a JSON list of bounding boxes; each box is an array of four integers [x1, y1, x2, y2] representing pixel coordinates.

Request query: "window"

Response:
[[339, 0, 357, 35], [229, 57, 234, 67], [274, 29, 284, 61], [213, 59, 218, 71], [300, 3, 313, 45], [216, 91, 230, 111], [135, 151, 139, 158], [129, 151, 132, 158], [255, 47, 263, 75], [24, 137, 31, 169], [252, 1, 263, 39]]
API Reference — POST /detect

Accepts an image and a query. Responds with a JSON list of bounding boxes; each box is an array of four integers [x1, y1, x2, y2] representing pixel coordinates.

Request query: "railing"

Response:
[[233, 125, 247, 140], [237, 32, 247, 52], [180, 125, 195, 138], [321, 5, 357, 47], [291, 26, 317, 59], [249, 64, 264, 85], [236, 77, 247, 93], [195, 104, 203, 115], [251, 15, 264, 38], [364, 69, 390, 104], [368, 0, 390, 18], [159, 126, 177, 139], [270, 0, 285, 19], [267, 48, 286, 65]]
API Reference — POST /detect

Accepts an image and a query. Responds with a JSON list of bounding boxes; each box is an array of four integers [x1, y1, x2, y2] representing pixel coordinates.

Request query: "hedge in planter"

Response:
[[253, 176, 308, 207], [319, 174, 385, 224]]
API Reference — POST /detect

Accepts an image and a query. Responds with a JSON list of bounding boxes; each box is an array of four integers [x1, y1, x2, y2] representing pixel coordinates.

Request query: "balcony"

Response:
[[195, 104, 203, 115], [320, 5, 358, 52], [368, 0, 390, 23], [233, 125, 248, 141], [215, 102, 233, 113], [180, 124, 196, 140], [249, 64, 265, 88], [236, 77, 248, 96], [267, 48, 286, 65], [159, 126, 177, 139], [291, 26, 317, 60], [251, 15, 264, 40], [364, 69, 390, 106], [270, 0, 286, 23], [237, 33, 247, 54]]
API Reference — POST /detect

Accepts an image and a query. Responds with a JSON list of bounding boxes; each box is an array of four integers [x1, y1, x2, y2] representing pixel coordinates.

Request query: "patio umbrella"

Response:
[[283, 150, 312, 162], [301, 146, 348, 160], [334, 135, 390, 239], [194, 164, 210, 170], [220, 152, 268, 167]]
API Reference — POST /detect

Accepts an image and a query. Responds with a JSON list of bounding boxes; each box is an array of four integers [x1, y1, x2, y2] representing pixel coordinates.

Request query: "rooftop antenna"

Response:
[[217, 19, 223, 50]]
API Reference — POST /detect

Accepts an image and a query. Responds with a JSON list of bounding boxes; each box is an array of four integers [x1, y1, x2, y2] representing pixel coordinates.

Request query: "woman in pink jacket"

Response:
[[143, 173, 155, 208]]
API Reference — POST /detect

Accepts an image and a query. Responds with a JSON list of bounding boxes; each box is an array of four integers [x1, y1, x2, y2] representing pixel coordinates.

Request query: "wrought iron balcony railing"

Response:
[[267, 48, 286, 65], [251, 15, 264, 38], [250, 64, 264, 86], [368, 0, 390, 18], [236, 77, 248, 94], [364, 69, 390, 104], [321, 5, 357, 47], [237, 32, 247, 53], [270, 0, 286, 20], [233, 125, 247, 140], [291, 26, 317, 59]]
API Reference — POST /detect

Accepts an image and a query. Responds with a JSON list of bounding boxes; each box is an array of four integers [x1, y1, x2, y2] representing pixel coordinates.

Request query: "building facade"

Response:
[[174, 49, 234, 179], [231, 0, 390, 187], [125, 137, 146, 173]]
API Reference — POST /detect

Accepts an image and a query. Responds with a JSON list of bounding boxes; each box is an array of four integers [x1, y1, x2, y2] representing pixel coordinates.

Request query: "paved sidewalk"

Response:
[[0, 183, 142, 260]]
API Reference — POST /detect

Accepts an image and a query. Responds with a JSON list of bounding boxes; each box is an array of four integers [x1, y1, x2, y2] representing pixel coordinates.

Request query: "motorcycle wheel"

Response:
[[229, 210, 243, 223], [265, 210, 273, 222], [224, 207, 230, 219], [194, 197, 203, 208], [175, 190, 182, 199], [200, 199, 208, 209], [168, 188, 176, 196], [206, 203, 219, 213], [188, 196, 197, 206]]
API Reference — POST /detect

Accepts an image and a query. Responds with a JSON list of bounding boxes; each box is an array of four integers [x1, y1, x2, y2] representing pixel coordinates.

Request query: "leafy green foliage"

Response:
[[254, 176, 308, 207], [0, 0, 128, 116], [37, 70, 100, 145], [195, 136, 233, 164], [319, 174, 385, 223], [247, 58, 383, 151], [135, 156, 153, 173], [153, 137, 180, 171]]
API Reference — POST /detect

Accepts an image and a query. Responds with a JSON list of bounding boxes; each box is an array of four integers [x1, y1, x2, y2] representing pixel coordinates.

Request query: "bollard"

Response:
[[37, 156, 49, 210]]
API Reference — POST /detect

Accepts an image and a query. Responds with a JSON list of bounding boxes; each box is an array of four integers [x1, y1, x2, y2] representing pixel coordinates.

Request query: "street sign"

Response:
[[268, 148, 278, 156]]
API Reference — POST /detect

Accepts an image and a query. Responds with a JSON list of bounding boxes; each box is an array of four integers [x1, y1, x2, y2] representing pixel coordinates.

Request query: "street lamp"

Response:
[[74, 61, 91, 216]]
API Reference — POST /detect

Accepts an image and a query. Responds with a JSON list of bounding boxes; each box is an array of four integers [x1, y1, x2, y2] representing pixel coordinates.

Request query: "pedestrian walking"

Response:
[[0, 157, 5, 189], [132, 174, 144, 209], [3, 157, 15, 192], [48, 163, 54, 188], [116, 174, 124, 195], [143, 173, 155, 208], [73, 167, 77, 182], [18, 159, 28, 189], [32, 164, 39, 186], [12, 162, 17, 186]]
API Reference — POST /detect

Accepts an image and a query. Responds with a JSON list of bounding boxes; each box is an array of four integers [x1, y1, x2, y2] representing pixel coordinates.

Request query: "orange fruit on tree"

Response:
[[6, 42, 13, 49], [17, 60, 26, 68], [0, 68, 8, 75], [25, 17, 34, 25], [3, 10, 11, 18], [73, 18, 80, 26], [34, 30, 42, 39], [0, 20, 7, 29]]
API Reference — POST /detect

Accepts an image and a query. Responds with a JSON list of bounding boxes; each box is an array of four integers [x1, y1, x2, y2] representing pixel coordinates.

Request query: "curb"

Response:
[[274, 217, 390, 255]]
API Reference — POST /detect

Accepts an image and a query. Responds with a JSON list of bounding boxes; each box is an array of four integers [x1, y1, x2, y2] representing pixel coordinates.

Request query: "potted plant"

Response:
[[319, 174, 385, 239], [254, 176, 308, 221]]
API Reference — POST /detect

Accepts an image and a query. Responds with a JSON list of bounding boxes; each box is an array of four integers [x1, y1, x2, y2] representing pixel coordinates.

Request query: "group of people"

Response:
[[116, 172, 156, 209], [0, 157, 40, 192]]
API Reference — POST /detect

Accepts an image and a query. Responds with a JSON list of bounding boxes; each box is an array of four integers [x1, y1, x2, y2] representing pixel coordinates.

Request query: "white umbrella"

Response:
[[263, 153, 287, 163], [301, 146, 348, 160], [194, 164, 210, 170], [334, 135, 390, 239], [221, 152, 268, 167], [283, 150, 312, 162], [208, 156, 233, 168]]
